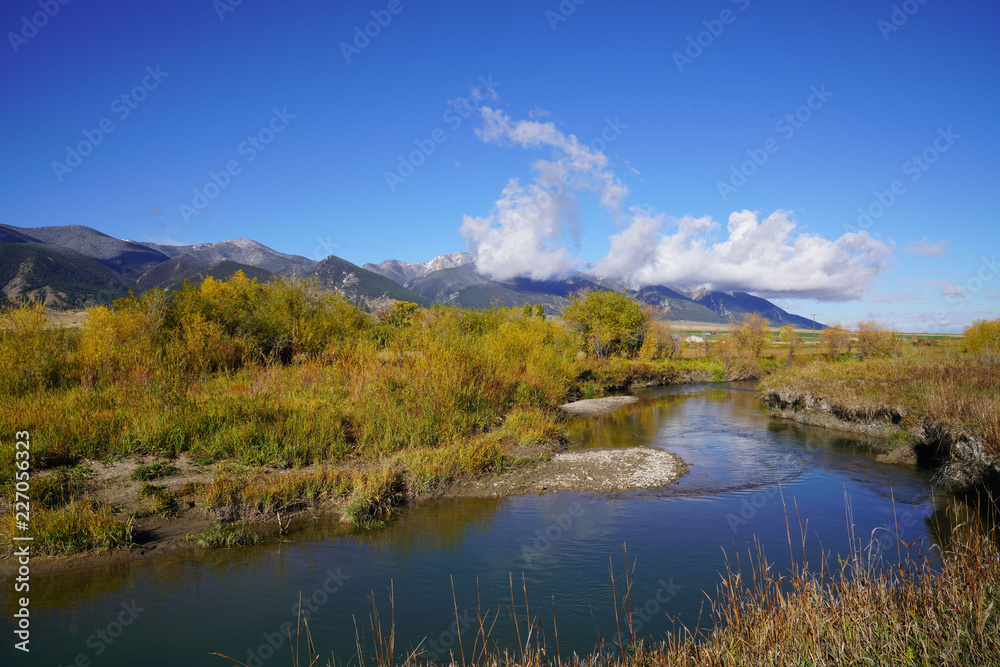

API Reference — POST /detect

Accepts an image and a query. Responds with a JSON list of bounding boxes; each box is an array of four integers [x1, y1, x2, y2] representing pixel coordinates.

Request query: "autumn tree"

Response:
[[562, 289, 649, 359]]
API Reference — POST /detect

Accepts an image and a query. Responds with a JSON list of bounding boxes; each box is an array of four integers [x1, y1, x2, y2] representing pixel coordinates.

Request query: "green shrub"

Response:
[[5, 501, 134, 555]]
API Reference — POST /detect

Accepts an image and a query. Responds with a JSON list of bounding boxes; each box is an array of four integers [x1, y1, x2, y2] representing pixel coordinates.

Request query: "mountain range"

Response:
[[0, 223, 821, 328]]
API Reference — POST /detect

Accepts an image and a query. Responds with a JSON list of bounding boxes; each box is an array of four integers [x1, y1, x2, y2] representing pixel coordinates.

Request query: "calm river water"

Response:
[[6, 382, 974, 666]]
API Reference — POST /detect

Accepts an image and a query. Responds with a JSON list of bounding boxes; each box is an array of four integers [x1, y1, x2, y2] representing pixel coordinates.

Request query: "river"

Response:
[[6, 382, 972, 666]]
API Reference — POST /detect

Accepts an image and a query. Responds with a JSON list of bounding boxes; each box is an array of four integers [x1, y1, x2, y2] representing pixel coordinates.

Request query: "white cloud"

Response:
[[459, 178, 579, 280], [903, 236, 949, 257], [595, 209, 894, 301], [460, 108, 627, 281], [462, 110, 894, 300]]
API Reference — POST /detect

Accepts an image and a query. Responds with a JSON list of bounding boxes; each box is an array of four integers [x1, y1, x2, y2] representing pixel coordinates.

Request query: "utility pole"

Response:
[[810, 314, 817, 332]]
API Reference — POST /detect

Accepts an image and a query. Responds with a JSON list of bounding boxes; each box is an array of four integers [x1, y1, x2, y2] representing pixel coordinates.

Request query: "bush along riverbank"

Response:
[[760, 320, 1000, 502]]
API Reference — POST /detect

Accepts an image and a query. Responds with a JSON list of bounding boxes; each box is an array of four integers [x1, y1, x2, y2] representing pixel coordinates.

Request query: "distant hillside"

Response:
[[139, 238, 314, 275], [685, 289, 821, 329], [135, 254, 208, 291], [635, 285, 728, 324], [0, 226, 43, 244], [0, 243, 132, 308], [307, 255, 430, 310], [366, 253, 824, 327], [405, 264, 491, 301], [363, 252, 474, 286], [136, 255, 274, 292], [0, 224, 169, 280]]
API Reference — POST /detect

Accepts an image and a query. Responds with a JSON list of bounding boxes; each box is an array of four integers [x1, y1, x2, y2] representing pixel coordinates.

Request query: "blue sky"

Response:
[[2, 0, 998, 331]]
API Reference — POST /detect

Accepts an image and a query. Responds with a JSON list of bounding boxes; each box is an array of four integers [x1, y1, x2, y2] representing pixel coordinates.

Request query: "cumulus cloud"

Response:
[[594, 209, 893, 301], [460, 108, 627, 281], [903, 236, 949, 257], [462, 110, 894, 299]]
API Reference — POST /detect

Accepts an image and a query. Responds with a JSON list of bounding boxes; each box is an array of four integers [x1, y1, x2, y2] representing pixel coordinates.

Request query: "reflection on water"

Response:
[[5, 382, 988, 666]]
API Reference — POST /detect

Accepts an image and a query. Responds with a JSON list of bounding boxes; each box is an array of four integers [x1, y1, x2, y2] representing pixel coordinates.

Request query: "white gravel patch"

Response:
[[463, 446, 688, 496], [561, 396, 639, 417]]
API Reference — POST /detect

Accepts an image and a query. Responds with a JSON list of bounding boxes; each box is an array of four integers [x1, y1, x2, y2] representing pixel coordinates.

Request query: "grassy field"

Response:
[[760, 343, 1000, 459]]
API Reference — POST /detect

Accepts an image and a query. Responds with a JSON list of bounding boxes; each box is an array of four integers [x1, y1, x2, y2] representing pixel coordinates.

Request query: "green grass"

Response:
[[185, 521, 262, 548], [33, 464, 93, 509], [4, 501, 134, 555]]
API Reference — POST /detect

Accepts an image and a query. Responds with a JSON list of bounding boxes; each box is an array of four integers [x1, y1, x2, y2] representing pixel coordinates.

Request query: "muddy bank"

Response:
[[761, 387, 1000, 498]]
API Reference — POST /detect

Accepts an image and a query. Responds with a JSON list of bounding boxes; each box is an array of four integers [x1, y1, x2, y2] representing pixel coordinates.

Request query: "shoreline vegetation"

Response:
[[2, 276, 999, 663]]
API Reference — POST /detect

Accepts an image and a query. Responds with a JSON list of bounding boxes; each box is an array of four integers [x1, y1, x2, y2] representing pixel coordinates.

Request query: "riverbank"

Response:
[[0, 392, 689, 575], [760, 347, 1000, 500]]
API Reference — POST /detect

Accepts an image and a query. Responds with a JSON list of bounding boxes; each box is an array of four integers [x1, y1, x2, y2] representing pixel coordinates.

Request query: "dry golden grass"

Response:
[[760, 344, 1000, 456]]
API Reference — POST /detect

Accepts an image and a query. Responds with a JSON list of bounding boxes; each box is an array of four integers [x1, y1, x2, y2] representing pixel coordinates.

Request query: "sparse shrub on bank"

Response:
[[639, 317, 683, 360], [855, 319, 901, 358], [0, 300, 74, 395], [820, 321, 852, 359], [132, 462, 180, 481], [964, 318, 1000, 361], [186, 521, 262, 548], [2, 500, 134, 555], [718, 312, 771, 380], [33, 464, 94, 508]]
